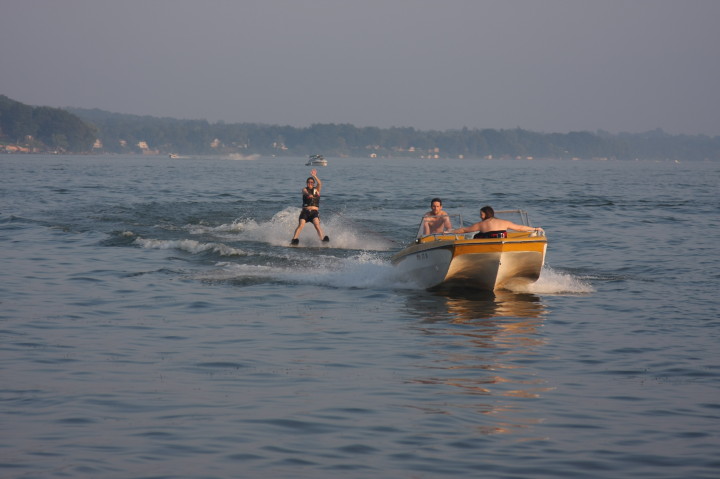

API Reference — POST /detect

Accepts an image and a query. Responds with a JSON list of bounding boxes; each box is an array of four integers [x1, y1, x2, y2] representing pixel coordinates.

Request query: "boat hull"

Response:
[[391, 233, 547, 291]]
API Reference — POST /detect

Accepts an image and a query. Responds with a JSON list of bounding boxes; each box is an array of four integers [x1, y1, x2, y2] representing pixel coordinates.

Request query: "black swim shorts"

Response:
[[299, 208, 320, 223]]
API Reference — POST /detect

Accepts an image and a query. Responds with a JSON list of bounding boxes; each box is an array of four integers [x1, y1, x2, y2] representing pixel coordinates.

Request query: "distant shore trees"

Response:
[[0, 95, 97, 153], [1, 95, 717, 160], [66, 107, 720, 161]]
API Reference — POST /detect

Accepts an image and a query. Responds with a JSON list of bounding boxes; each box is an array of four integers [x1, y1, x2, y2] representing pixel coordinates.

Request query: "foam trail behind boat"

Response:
[[191, 207, 395, 251], [510, 265, 595, 294]]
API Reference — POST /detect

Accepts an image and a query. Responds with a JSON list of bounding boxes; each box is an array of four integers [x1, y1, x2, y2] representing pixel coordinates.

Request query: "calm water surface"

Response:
[[1, 155, 719, 478]]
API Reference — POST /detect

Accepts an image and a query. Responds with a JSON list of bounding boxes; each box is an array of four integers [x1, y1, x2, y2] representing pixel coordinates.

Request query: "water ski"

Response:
[[288, 236, 329, 247]]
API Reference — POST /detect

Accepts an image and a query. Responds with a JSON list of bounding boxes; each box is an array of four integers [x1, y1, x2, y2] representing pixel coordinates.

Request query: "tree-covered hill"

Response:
[[68, 107, 720, 161], [1, 95, 717, 160], [0, 95, 97, 153]]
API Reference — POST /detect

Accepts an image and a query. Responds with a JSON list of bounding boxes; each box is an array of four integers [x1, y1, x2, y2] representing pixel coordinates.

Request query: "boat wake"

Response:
[[119, 207, 412, 289], [510, 265, 595, 294], [187, 207, 395, 251], [119, 208, 593, 295], [134, 237, 249, 256], [206, 252, 419, 290]]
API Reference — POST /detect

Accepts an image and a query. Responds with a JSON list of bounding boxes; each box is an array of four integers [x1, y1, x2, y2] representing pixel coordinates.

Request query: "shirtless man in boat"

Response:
[[422, 198, 452, 235], [449, 205, 543, 238]]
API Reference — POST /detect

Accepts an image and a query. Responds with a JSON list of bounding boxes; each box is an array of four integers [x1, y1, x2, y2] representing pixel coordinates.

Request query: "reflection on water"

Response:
[[407, 289, 547, 322], [404, 290, 552, 436]]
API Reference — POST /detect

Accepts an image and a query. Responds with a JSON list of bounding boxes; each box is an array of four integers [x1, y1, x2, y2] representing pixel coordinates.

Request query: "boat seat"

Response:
[[473, 230, 507, 239]]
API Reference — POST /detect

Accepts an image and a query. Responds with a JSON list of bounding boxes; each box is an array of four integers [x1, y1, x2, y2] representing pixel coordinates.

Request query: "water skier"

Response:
[[291, 169, 329, 245]]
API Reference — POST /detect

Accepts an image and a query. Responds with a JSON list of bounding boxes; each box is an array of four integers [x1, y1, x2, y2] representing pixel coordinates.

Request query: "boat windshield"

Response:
[[494, 209, 530, 226], [416, 214, 463, 239], [415, 209, 532, 239]]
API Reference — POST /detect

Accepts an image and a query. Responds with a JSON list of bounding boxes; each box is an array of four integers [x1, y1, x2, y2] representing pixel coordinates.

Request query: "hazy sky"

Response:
[[2, 0, 719, 135]]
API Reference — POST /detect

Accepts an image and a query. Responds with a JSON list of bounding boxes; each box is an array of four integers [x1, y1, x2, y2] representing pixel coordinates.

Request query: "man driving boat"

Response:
[[422, 198, 452, 235]]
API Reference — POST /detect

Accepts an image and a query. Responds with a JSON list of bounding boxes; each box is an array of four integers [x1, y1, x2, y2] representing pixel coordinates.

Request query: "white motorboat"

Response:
[[391, 210, 547, 291], [306, 154, 328, 166]]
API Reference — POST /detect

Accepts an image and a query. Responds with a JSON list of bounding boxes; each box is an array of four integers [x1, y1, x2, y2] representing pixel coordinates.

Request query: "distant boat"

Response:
[[168, 153, 180, 159], [306, 154, 328, 166]]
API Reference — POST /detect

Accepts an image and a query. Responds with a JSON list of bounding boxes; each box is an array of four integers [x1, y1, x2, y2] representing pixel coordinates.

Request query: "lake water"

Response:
[[1, 154, 718, 478]]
